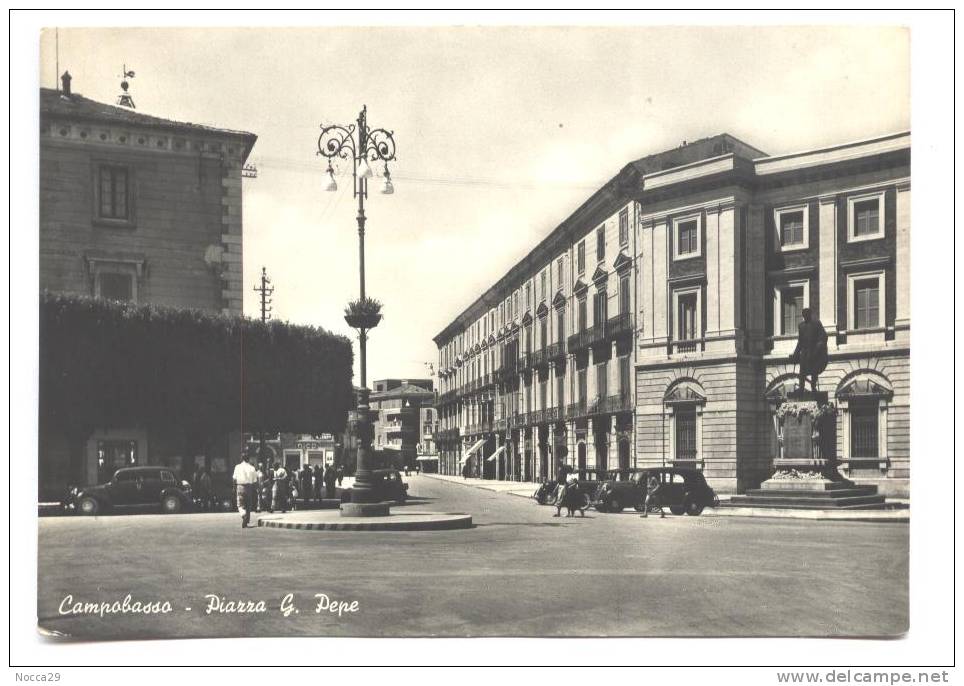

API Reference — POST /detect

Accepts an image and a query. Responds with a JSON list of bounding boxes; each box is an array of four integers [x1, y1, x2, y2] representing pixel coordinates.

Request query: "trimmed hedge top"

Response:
[[40, 292, 354, 437]]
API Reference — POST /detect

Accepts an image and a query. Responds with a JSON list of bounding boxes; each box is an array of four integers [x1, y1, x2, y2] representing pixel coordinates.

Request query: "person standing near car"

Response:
[[232, 455, 259, 528], [641, 474, 665, 519], [196, 467, 213, 512]]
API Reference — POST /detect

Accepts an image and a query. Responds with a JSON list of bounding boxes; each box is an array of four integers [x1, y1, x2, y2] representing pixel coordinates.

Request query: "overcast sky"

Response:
[[39, 25, 909, 386]]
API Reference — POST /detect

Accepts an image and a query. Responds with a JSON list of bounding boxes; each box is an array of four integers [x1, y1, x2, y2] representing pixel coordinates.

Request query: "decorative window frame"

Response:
[[846, 190, 886, 243], [772, 279, 810, 337], [672, 285, 702, 343], [837, 382, 891, 475], [663, 382, 706, 469], [846, 270, 886, 331], [773, 204, 809, 252], [672, 213, 702, 261], [86, 255, 145, 304]]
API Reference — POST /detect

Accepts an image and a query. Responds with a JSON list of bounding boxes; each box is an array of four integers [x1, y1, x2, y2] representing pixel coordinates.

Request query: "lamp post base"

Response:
[[340, 502, 391, 517]]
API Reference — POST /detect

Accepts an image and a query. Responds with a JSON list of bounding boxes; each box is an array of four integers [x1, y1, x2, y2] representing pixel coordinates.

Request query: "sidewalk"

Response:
[[421, 473, 909, 522], [421, 472, 537, 499]]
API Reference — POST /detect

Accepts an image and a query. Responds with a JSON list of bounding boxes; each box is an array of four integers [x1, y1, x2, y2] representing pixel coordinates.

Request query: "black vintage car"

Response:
[[67, 466, 194, 516], [533, 469, 610, 506], [593, 467, 720, 515], [589, 468, 645, 512]]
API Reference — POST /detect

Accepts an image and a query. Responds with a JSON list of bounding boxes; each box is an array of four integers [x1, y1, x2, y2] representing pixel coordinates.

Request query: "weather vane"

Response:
[[117, 64, 136, 109]]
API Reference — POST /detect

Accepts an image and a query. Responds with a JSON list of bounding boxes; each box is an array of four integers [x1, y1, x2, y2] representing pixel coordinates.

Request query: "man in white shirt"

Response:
[[233, 455, 259, 528]]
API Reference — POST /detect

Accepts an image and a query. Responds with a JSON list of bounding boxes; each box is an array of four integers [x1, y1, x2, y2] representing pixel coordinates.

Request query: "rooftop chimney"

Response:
[[60, 71, 72, 97]]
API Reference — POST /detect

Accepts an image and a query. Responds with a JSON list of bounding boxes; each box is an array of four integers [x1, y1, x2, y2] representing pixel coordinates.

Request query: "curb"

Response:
[[257, 513, 473, 532], [421, 473, 536, 499]]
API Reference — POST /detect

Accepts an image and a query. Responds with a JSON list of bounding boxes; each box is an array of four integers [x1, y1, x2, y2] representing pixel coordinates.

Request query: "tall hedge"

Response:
[[39, 292, 354, 440]]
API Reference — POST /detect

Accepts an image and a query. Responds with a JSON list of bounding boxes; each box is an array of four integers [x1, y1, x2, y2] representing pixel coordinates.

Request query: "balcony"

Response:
[[606, 312, 633, 339], [546, 406, 563, 423], [673, 339, 700, 354], [590, 322, 607, 344], [547, 341, 566, 361], [600, 391, 633, 414], [567, 399, 588, 419], [518, 352, 532, 371], [567, 327, 595, 353], [531, 348, 548, 369], [494, 417, 508, 431], [530, 408, 546, 425]]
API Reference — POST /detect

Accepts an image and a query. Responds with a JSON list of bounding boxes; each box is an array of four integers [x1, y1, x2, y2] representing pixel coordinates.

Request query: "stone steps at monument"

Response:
[[745, 486, 880, 498], [727, 493, 886, 508]]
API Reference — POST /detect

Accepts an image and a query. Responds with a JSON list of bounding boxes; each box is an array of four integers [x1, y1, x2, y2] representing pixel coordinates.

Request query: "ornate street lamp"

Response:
[[317, 106, 397, 517]]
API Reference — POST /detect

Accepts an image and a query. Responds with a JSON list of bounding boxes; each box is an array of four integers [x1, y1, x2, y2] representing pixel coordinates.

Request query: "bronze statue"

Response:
[[789, 308, 828, 392]]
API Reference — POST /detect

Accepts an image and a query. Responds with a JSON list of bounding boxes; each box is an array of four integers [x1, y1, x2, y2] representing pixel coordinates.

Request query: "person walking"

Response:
[[232, 455, 259, 528], [641, 473, 665, 519], [336, 465, 344, 487], [324, 463, 338, 499]]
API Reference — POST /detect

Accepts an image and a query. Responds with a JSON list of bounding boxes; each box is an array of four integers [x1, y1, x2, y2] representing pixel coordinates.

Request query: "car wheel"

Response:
[[78, 496, 100, 516], [669, 505, 686, 516], [684, 498, 704, 516], [609, 497, 622, 512], [161, 494, 182, 514]]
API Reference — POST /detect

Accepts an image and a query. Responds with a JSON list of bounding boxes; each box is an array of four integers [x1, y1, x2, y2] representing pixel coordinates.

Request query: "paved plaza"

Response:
[[37, 475, 908, 640]]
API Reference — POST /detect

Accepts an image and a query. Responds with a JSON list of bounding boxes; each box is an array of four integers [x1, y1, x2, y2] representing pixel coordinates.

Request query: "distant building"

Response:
[[39, 74, 256, 497], [369, 378, 435, 471]]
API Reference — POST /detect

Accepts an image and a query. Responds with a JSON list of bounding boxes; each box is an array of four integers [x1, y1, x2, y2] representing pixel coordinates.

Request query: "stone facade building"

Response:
[[434, 131, 909, 497], [39, 76, 257, 497]]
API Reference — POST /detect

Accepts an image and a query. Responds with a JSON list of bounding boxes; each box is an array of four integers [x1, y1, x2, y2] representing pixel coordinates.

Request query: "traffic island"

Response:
[[257, 510, 473, 532]]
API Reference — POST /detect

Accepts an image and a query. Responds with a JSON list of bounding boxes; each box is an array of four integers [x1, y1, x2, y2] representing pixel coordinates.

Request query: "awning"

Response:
[[486, 445, 506, 463], [416, 455, 439, 462], [460, 439, 486, 463]]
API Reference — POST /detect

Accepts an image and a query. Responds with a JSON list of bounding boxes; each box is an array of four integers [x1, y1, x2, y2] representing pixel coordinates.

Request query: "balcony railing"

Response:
[[531, 348, 548, 369], [546, 406, 563, 423], [547, 341, 566, 361], [518, 352, 532, 371], [590, 322, 607, 344], [674, 339, 700, 354], [567, 327, 596, 353], [606, 312, 633, 339], [530, 408, 546, 425], [601, 391, 633, 414], [567, 399, 588, 419]]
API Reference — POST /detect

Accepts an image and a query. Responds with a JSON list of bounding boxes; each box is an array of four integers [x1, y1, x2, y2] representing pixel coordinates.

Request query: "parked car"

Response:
[[591, 468, 645, 512], [67, 466, 194, 516], [339, 469, 408, 503], [533, 469, 610, 506], [593, 467, 720, 515]]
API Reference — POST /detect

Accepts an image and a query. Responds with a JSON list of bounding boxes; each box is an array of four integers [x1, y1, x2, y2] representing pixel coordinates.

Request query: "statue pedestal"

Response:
[[729, 389, 887, 510]]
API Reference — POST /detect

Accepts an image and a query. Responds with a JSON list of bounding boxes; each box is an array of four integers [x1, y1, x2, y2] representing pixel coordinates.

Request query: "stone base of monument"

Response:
[[257, 510, 473, 531], [727, 389, 888, 510]]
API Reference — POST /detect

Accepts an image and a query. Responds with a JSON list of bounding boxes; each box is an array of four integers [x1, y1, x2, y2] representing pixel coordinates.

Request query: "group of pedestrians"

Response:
[[232, 454, 345, 529], [547, 465, 667, 519]]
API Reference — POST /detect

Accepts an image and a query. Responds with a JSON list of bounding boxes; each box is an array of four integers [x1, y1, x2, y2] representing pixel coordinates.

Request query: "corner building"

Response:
[[434, 132, 909, 498]]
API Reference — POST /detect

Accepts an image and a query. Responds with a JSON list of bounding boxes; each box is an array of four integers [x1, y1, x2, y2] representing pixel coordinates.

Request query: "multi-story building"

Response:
[[39, 74, 257, 496], [370, 378, 435, 471], [243, 433, 339, 471], [434, 131, 909, 497]]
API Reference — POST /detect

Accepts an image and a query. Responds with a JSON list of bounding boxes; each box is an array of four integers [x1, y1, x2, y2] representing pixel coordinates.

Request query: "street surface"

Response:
[[37, 475, 907, 639]]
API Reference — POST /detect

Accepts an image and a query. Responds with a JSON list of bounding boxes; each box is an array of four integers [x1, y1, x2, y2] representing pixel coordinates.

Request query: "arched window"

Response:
[[664, 379, 706, 468], [836, 372, 893, 476]]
